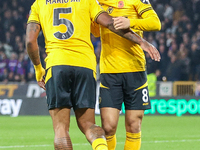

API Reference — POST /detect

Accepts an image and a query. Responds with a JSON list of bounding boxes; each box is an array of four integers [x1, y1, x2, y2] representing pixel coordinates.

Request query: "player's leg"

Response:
[[49, 108, 72, 150], [124, 110, 144, 150], [72, 67, 108, 150], [45, 66, 75, 149], [100, 108, 120, 150], [75, 108, 108, 150], [122, 72, 151, 150], [99, 73, 123, 150]]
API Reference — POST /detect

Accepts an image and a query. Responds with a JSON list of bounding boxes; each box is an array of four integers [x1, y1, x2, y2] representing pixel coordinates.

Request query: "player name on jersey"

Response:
[[46, 0, 80, 5]]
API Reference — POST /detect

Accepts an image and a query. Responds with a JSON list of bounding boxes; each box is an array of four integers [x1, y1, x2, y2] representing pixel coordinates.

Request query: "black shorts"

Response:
[[45, 65, 96, 110], [99, 72, 151, 110]]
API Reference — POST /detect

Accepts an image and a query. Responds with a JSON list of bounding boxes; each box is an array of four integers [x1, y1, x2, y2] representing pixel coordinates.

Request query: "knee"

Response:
[[128, 121, 141, 133], [126, 116, 143, 133], [77, 120, 94, 135], [102, 122, 117, 136]]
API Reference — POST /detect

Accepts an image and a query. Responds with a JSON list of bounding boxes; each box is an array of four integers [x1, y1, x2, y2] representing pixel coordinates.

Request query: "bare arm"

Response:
[[96, 12, 161, 61], [97, 12, 143, 45], [26, 23, 46, 90], [26, 23, 41, 65]]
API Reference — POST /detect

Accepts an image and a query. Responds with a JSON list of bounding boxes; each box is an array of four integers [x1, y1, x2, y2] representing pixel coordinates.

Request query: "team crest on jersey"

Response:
[[140, 0, 150, 4], [107, 7, 114, 14], [118, 1, 124, 8]]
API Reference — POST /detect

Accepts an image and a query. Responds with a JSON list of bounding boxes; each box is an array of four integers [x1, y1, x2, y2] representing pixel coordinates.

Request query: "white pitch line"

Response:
[[0, 145, 52, 149], [1, 139, 200, 149], [142, 139, 200, 143]]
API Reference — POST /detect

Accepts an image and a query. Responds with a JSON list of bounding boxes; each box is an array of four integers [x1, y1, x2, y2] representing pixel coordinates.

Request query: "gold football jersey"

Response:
[[98, 0, 158, 73], [28, 0, 105, 72]]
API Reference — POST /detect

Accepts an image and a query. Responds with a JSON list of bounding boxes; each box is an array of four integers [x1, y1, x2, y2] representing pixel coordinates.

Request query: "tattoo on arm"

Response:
[[107, 23, 143, 45], [97, 12, 143, 45], [27, 23, 40, 33], [26, 23, 41, 65]]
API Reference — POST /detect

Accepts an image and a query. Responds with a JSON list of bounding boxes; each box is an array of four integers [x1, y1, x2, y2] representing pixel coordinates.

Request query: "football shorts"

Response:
[[45, 65, 96, 110], [99, 71, 151, 110]]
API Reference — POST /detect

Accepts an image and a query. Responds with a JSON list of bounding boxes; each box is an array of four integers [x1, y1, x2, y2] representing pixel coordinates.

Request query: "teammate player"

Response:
[[94, 0, 161, 149], [26, 0, 160, 150]]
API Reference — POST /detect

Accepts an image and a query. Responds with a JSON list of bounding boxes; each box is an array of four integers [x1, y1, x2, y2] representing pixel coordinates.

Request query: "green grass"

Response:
[[0, 115, 200, 150]]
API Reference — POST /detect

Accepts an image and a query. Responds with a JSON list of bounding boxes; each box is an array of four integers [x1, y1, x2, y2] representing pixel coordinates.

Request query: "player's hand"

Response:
[[34, 63, 46, 90], [140, 40, 161, 62], [113, 17, 130, 30], [38, 79, 46, 91]]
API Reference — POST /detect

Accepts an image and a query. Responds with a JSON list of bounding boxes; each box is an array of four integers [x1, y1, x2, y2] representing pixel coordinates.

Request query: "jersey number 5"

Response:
[[53, 7, 74, 40]]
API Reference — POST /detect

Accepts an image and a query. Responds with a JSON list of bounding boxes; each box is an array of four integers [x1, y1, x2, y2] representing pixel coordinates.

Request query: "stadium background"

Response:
[[0, 0, 200, 150]]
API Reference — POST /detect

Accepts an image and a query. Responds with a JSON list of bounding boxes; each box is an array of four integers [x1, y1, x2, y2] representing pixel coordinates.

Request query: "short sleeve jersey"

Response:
[[28, 0, 105, 72], [98, 0, 153, 73]]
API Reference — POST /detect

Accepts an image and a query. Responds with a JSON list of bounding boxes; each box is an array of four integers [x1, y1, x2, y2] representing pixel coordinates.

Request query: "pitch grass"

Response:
[[0, 116, 200, 150]]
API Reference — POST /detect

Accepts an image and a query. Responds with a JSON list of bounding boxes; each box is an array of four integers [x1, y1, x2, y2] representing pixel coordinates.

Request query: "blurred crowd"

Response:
[[145, 0, 200, 82], [0, 0, 200, 83], [0, 0, 45, 83]]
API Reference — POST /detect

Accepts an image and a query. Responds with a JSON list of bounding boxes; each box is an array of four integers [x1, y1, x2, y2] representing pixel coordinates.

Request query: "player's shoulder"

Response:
[[31, 0, 40, 6], [36, 0, 43, 2], [34, 0, 45, 5]]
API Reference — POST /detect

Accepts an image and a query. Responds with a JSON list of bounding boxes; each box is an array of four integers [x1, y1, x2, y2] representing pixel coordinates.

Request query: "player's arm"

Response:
[[26, 23, 46, 90], [91, 21, 100, 37], [26, 23, 41, 66], [113, 10, 161, 31], [96, 12, 161, 61]]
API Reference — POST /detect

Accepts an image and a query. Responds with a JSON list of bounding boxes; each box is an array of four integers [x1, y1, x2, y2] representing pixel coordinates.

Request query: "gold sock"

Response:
[[92, 138, 108, 150], [106, 134, 116, 150], [124, 131, 141, 150]]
